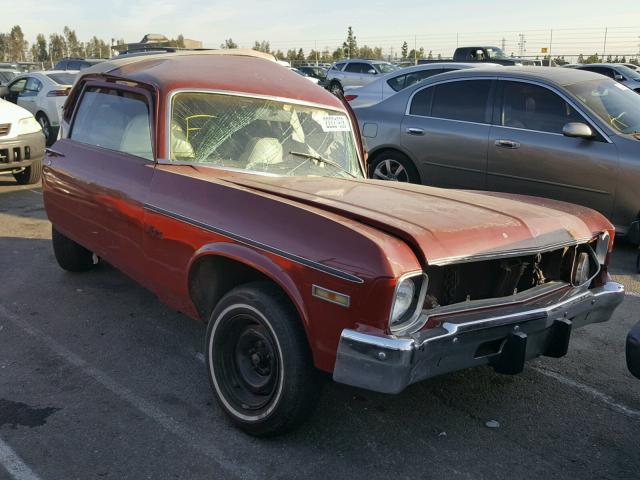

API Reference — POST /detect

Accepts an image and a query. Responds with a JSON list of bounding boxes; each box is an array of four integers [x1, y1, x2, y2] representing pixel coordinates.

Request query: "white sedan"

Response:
[[3, 71, 77, 145], [344, 62, 500, 108]]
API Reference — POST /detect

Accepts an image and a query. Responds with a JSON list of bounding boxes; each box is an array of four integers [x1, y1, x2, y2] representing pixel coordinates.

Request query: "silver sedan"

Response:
[[354, 67, 640, 241]]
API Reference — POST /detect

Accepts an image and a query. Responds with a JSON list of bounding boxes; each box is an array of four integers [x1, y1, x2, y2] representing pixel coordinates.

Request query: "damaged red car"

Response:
[[43, 51, 624, 436]]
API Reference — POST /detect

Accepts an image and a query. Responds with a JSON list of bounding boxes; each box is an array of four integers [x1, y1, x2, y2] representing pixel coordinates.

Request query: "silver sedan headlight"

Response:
[[389, 272, 428, 334], [17, 117, 42, 135]]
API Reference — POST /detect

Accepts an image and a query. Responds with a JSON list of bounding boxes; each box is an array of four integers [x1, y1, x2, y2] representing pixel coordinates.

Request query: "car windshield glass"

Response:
[[0, 71, 16, 84], [46, 73, 76, 85], [616, 65, 640, 80], [374, 63, 398, 74], [486, 47, 509, 59], [566, 78, 640, 134], [170, 92, 362, 178]]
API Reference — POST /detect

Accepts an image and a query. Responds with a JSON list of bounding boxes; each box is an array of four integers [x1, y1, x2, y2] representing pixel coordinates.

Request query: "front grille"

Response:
[[424, 239, 598, 309], [0, 123, 10, 136]]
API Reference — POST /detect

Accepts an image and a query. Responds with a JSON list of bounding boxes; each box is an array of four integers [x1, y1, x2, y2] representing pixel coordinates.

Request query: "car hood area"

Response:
[[220, 174, 610, 266]]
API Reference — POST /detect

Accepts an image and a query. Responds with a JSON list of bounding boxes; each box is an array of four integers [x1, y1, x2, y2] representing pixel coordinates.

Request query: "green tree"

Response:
[[8, 25, 27, 61], [33, 33, 48, 62], [274, 49, 285, 60], [63, 26, 81, 57], [401, 41, 408, 61], [49, 33, 67, 63], [585, 53, 599, 64], [577, 53, 585, 63], [343, 26, 358, 58], [220, 38, 238, 49], [252, 40, 270, 53]]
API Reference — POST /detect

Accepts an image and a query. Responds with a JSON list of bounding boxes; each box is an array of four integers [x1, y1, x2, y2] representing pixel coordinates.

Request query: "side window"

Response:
[[23, 77, 42, 96], [388, 74, 407, 92], [500, 81, 583, 134], [9, 78, 26, 93], [409, 86, 434, 116], [333, 63, 346, 71], [345, 62, 363, 73], [431, 80, 492, 123], [71, 86, 153, 160], [68, 61, 83, 70], [582, 67, 615, 79]]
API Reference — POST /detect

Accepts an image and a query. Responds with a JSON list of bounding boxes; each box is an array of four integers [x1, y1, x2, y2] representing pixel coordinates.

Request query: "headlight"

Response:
[[595, 231, 611, 264], [18, 117, 42, 135], [389, 273, 428, 333]]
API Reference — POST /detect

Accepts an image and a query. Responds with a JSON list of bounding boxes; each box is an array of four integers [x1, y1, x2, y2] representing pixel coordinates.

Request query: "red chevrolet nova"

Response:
[[43, 51, 624, 436]]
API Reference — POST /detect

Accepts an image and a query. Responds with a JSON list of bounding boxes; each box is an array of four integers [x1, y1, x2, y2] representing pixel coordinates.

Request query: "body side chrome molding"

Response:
[[143, 203, 365, 284]]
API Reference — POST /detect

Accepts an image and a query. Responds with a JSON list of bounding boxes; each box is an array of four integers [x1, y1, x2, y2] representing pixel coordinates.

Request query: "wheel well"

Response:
[[189, 255, 293, 322], [368, 148, 421, 181]]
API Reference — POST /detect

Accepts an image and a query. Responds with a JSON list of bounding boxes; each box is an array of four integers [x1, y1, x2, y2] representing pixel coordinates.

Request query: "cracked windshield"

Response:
[[170, 93, 363, 178]]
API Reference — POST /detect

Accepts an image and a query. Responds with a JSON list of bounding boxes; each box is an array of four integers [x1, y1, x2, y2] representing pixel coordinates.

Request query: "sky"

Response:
[[3, 0, 640, 57]]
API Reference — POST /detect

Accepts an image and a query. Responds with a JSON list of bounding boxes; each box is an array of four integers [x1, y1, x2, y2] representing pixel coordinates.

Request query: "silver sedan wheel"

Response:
[[372, 159, 409, 182]]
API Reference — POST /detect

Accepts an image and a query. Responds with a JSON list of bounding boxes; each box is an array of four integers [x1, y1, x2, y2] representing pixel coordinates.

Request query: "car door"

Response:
[[44, 82, 156, 285], [17, 77, 43, 115], [5, 77, 26, 105], [487, 79, 618, 218], [342, 62, 368, 87], [400, 78, 493, 189]]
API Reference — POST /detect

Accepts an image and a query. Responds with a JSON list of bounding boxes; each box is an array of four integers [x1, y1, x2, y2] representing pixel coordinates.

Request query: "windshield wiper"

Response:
[[289, 151, 357, 178]]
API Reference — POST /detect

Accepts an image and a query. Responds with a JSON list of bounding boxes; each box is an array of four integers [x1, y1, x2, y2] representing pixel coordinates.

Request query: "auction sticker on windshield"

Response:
[[319, 115, 351, 132]]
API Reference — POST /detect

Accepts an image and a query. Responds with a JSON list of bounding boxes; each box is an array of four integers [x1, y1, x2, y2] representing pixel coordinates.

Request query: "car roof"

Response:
[[431, 66, 606, 86], [78, 51, 345, 110]]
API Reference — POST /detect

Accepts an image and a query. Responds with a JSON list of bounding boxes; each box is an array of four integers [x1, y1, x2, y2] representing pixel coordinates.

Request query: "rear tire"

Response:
[[369, 151, 420, 183], [52, 226, 96, 272], [13, 159, 43, 185], [206, 281, 321, 437]]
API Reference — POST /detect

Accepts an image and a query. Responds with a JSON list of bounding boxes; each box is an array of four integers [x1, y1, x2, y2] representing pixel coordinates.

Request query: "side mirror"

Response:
[[0, 85, 8, 98], [562, 122, 594, 139], [614, 73, 624, 82], [367, 69, 377, 75]]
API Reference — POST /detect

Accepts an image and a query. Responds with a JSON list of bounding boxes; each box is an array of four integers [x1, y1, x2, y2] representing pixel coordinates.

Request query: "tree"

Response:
[[49, 34, 67, 63], [252, 40, 270, 53], [296, 48, 305, 63], [32, 34, 48, 62], [401, 41, 408, 61], [274, 49, 285, 60], [577, 53, 585, 63], [0, 33, 7, 61], [220, 38, 238, 49], [63, 26, 81, 57], [343, 26, 358, 58], [585, 53, 599, 64], [176, 34, 185, 49], [8, 25, 27, 61]]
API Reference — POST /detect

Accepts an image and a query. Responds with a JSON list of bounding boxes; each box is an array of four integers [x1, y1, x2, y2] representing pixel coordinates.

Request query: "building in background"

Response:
[[112, 33, 203, 55]]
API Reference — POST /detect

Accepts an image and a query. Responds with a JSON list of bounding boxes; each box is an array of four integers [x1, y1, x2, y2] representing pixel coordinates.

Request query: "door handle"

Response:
[[405, 127, 425, 136], [494, 139, 521, 149]]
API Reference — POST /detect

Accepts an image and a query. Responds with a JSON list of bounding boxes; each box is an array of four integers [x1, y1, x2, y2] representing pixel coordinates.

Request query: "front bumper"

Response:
[[0, 131, 45, 171], [333, 281, 625, 393]]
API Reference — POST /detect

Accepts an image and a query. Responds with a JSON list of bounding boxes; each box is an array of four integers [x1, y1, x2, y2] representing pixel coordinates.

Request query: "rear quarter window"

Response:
[[70, 86, 153, 160]]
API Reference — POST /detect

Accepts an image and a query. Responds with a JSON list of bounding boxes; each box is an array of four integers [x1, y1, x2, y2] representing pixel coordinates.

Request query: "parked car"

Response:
[[0, 68, 19, 86], [2, 71, 77, 146], [43, 52, 624, 436], [627, 321, 640, 379], [419, 46, 533, 66], [573, 64, 640, 92], [297, 65, 328, 87], [343, 63, 500, 108], [355, 67, 640, 242], [53, 58, 106, 71], [325, 59, 398, 96], [290, 68, 320, 85], [622, 63, 640, 72], [0, 96, 45, 184]]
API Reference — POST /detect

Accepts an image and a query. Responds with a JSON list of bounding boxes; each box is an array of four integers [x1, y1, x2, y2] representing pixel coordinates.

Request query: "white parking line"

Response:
[[0, 435, 43, 480], [27, 190, 42, 196], [532, 366, 640, 420], [0, 304, 255, 480]]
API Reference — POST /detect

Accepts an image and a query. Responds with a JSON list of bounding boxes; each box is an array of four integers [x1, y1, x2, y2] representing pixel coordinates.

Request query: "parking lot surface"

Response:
[[1, 179, 639, 480]]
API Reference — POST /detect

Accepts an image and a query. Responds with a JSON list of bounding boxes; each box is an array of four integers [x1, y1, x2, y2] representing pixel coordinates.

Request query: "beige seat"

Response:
[[120, 115, 153, 160], [241, 137, 283, 170]]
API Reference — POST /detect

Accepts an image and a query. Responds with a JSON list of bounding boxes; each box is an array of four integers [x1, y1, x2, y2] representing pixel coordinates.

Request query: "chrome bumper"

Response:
[[333, 281, 625, 394]]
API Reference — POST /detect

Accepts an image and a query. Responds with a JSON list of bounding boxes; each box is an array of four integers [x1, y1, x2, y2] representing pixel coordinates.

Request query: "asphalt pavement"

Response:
[[1, 178, 639, 480]]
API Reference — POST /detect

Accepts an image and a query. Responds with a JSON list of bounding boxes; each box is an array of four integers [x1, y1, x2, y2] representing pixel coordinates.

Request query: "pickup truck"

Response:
[[420, 46, 532, 66]]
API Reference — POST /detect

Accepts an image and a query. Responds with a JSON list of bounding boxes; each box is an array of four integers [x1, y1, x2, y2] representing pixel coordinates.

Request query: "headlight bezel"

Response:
[[595, 231, 611, 265], [17, 116, 42, 136], [389, 271, 429, 335]]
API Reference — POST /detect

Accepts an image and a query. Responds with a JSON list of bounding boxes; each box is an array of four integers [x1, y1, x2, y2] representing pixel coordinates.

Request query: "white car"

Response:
[[3, 71, 77, 145], [0, 97, 45, 184], [344, 62, 501, 108]]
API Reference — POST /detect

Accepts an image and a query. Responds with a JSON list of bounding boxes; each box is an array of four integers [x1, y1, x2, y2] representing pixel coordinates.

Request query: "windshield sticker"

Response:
[[319, 115, 351, 132]]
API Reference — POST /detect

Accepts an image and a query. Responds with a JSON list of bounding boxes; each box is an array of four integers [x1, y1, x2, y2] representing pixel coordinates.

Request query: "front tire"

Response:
[[52, 226, 97, 272], [206, 282, 321, 437], [369, 151, 420, 183], [13, 159, 42, 185], [36, 113, 54, 146], [329, 81, 343, 96]]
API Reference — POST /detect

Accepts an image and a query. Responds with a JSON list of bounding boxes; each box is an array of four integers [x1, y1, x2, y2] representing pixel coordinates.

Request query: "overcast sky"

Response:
[[3, 0, 640, 55]]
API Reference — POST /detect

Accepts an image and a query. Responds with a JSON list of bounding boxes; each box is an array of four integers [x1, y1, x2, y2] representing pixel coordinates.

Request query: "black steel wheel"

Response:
[[206, 282, 321, 436]]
